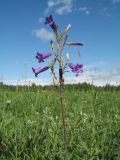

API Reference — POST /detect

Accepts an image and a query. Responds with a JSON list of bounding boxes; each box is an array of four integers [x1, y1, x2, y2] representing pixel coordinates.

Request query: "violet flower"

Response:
[[32, 66, 50, 77], [68, 63, 83, 76], [35, 52, 51, 63], [66, 42, 83, 46], [45, 15, 57, 34]]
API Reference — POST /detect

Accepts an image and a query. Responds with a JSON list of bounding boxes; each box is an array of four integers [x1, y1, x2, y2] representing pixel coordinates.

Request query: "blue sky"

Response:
[[0, 0, 120, 85]]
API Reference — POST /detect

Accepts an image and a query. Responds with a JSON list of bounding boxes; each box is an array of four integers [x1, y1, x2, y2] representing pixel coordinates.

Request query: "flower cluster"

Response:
[[32, 15, 83, 80], [68, 63, 83, 76]]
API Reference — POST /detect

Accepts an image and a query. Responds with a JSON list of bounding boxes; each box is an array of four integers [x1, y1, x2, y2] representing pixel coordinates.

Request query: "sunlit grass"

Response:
[[0, 87, 120, 159]]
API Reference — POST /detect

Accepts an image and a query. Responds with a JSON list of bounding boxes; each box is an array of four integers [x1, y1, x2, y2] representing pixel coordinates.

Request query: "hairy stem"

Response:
[[59, 68, 67, 147]]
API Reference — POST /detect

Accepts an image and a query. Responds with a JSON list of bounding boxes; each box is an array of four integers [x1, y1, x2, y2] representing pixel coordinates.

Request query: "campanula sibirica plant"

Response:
[[32, 15, 83, 148]]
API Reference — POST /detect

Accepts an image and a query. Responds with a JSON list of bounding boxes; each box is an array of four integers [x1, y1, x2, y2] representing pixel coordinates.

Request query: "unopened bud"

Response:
[[65, 24, 72, 33], [66, 52, 69, 61], [51, 60, 55, 72], [52, 60, 54, 65], [48, 60, 51, 66], [50, 40, 54, 50], [60, 56, 63, 63], [57, 43, 60, 50]]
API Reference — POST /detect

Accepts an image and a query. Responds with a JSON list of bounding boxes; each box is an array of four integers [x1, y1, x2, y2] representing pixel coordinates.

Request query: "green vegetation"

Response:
[[0, 83, 120, 159]]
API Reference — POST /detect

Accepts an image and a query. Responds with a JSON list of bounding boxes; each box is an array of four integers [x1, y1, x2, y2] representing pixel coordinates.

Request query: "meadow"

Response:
[[0, 83, 120, 159]]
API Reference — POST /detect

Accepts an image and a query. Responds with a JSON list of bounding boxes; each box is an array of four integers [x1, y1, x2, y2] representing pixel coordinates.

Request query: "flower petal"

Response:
[[35, 52, 51, 63], [32, 66, 50, 77], [68, 63, 83, 76]]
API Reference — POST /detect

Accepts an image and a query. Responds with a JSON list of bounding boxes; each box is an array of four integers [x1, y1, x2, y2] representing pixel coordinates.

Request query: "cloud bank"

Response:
[[79, 6, 90, 15], [32, 28, 54, 42], [44, 0, 74, 15], [112, 0, 120, 3], [3, 65, 120, 86]]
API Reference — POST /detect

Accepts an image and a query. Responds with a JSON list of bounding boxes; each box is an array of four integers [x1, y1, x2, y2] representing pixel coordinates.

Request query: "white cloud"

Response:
[[56, 0, 73, 15], [83, 65, 120, 82], [32, 28, 54, 42], [79, 6, 90, 15], [100, 7, 112, 17], [84, 61, 106, 70], [47, 0, 61, 7], [97, 68, 120, 79], [38, 17, 44, 23], [4, 78, 51, 86], [112, 0, 120, 3], [85, 11, 90, 15], [64, 67, 120, 86], [63, 62, 120, 86], [79, 7, 88, 12], [3, 69, 120, 87], [45, 0, 74, 15], [3, 61, 120, 86], [56, 4, 73, 15]]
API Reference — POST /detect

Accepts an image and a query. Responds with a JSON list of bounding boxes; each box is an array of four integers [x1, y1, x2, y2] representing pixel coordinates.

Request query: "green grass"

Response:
[[0, 87, 120, 159]]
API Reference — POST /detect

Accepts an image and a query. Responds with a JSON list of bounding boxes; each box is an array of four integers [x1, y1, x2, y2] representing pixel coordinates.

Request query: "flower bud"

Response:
[[50, 40, 54, 50], [65, 24, 72, 33], [51, 60, 55, 72], [57, 43, 60, 50], [51, 60, 54, 65], [60, 55, 63, 63], [66, 52, 69, 61], [48, 60, 51, 66]]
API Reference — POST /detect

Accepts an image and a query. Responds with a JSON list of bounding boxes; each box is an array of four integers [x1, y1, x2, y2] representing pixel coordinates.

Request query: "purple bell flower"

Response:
[[35, 52, 51, 63], [68, 63, 83, 76], [32, 66, 50, 77], [45, 15, 57, 34]]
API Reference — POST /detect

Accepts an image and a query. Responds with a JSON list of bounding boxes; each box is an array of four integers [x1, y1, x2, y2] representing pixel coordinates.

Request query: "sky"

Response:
[[0, 0, 120, 85]]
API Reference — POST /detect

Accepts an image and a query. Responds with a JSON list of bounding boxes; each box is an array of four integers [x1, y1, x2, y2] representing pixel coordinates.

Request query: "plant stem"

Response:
[[59, 68, 67, 147]]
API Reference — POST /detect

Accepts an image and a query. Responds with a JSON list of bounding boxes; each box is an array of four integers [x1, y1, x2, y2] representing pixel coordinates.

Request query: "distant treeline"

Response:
[[0, 82, 120, 92]]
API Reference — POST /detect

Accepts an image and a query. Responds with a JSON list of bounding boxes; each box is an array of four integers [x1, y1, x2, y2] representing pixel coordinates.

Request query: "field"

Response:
[[0, 84, 120, 159]]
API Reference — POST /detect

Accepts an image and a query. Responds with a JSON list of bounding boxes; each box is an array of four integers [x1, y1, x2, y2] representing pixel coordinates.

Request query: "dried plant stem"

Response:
[[59, 68, 67, 148]]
